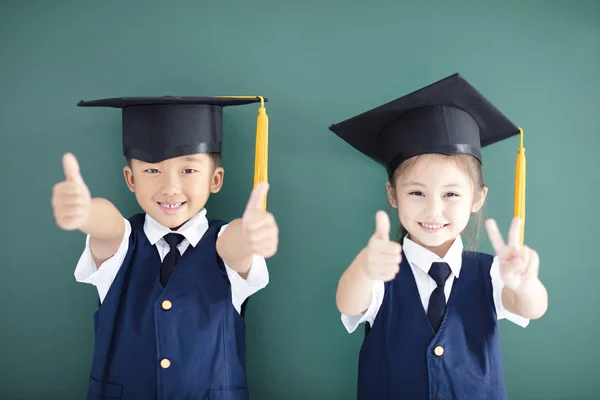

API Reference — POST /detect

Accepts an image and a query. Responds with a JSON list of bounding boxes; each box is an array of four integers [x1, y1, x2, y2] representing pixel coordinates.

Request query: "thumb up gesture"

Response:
[[241, 183, 279, 258], [51, 153, 91, 231], [361, 211, 402, 281]]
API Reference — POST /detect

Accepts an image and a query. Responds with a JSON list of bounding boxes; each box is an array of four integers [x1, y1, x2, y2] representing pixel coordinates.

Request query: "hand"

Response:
[[361, 211, 402, 281], [51, 153, 91, 231], [485, 217, 540, 291], [242, 183, 279, 258]]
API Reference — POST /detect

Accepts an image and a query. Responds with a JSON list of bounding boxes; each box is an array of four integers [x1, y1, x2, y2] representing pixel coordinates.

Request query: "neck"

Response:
[[408, 235, 456, 258]]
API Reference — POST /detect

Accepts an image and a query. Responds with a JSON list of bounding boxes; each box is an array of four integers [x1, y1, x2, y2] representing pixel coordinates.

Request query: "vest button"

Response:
[[162, 300, 172, 310], [434, 346, 444, 356], [160, 358, 171, 369]]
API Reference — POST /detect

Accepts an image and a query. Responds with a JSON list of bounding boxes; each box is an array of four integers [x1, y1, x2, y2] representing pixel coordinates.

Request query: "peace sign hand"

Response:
[[485, 217, 540, 291]]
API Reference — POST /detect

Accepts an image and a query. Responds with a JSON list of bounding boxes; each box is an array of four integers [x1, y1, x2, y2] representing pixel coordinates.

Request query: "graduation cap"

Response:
[[77, 95, 270, 209], [329, 73, 527, 244]]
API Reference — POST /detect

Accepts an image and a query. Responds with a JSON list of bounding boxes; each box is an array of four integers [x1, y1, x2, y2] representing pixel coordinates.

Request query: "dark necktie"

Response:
[[160, 233, 184, 287], [427, 262, 452, 332]]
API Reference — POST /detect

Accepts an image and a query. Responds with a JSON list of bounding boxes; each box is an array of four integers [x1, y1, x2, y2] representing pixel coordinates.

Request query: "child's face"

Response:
[[387, 154, 486, 256], [123, 153, 223, 229]]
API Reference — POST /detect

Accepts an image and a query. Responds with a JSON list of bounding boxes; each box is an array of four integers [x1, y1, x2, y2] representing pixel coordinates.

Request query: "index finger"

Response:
[[485, 218, 506, 254]]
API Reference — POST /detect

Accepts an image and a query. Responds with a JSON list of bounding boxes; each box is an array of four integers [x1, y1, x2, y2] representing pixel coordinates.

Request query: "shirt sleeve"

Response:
[[490, 255, 530, 328], [217, 224, 270, 315], [73, 217, 132, 304], [341, 280, 385, 334]]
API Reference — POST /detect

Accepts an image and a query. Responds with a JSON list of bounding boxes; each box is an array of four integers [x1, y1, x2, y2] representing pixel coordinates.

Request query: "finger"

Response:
[[55, 186, 88, 200], [251, 243, 278, 258], [485, 218, 506, 254], [62, 153, 86, 186], [244, 214, 276, 232], [378, 265, 400, 281], [56, 201, 88, 212], [527, 247, 540, 277], [53, 181, 82, 196], [377, 254, 402, 265], [382, 242, 402, 255], [507, 217, 522, 249], [244, 182, 269, 214], [374, 211, 390, 241], [248, 229, 278, 244]]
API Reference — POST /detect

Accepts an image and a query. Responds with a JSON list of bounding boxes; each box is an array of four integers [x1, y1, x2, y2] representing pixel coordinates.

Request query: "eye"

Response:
[[445, 192, 459, 197], [144, 168, 160, 174], [409, 191, 424, 197], [183, 169, 197, 174]]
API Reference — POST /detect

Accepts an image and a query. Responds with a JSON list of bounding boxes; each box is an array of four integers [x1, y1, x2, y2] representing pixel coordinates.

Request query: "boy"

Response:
[[51, 96, 278, 400]]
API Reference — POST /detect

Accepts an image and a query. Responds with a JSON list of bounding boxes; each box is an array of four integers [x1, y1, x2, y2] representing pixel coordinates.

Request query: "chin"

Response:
[[408, 228, 453, 248]]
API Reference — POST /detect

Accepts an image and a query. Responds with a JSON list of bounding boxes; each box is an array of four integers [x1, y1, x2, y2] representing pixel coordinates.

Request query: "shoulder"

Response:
[[463, 250, 494, 262], [208, 218, 228, 230], [127, 212, 146, 228], [462, 250, 495, 272]]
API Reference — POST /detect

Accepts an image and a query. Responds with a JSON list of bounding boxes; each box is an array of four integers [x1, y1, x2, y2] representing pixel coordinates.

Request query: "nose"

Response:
[[425, 196, 444, 218], [160, 171, 182, 196]]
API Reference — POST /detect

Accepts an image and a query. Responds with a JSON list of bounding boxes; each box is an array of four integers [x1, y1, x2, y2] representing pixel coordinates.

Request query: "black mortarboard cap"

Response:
[[77, 96, 268, 163], [328, 73, 519, 178]]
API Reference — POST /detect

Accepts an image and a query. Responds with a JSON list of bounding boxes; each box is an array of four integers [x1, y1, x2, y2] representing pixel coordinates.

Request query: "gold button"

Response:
[[160, 358, 171, 369], [162, 300, 172, 310], [434, 346, 444, 356]]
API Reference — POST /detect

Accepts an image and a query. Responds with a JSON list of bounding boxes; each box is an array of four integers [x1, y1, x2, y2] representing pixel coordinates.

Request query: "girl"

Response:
[[329, 74, 548, 400]]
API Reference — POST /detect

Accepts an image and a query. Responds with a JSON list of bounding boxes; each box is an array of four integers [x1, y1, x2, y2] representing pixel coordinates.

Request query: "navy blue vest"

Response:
[[358, 251, 506, 400], [86, 213, 249, 400]]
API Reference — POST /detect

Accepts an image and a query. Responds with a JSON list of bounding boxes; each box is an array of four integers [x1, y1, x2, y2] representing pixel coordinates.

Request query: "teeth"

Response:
[[421, 223, 445, 229], [160, 203, 182, 209]]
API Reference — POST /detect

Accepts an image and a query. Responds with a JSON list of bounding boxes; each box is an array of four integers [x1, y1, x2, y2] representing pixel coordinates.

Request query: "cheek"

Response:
[[445, 199, 473, 221], [396, 196, 419, 221], [183, 175, 212, 196]]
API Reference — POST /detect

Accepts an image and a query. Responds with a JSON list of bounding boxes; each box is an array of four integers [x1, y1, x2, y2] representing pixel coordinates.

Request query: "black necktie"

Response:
[[160, 233, 184, 287], [427, 262, 451, 332]]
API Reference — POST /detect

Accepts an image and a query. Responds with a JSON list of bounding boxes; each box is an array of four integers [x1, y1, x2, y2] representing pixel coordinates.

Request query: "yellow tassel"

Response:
[[254, 97, 268, 211], [514, 127, 526, 246], [214, 95, 269, 210]]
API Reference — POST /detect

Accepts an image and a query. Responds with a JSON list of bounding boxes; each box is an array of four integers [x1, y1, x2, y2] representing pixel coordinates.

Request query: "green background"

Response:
[[2, 1, 599, 398]]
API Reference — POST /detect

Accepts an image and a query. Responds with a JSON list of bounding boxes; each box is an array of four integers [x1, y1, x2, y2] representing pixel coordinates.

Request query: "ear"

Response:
[[471, 185, 488, 212], [123, 165, 135, 193], [210, 167, 224, 194], [386, 181, 398, 209]]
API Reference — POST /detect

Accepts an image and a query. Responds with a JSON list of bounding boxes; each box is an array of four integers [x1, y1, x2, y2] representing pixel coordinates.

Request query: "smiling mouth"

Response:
[[159, 202, 185, 208], [158, 202, 186, 213], [419, 222, 449, 230]]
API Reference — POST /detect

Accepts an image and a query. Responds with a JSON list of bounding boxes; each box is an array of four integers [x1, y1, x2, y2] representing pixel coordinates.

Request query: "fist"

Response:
[[361, 211, 402, 281], [486, 217, 540, 291], [242, 183, 279, 258], [51, 153, 91, 231]]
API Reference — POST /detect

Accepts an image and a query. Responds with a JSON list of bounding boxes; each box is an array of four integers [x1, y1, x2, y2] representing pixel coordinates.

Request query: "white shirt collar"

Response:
[[402, 234, 464, 278], [144, 208, 209, 247]]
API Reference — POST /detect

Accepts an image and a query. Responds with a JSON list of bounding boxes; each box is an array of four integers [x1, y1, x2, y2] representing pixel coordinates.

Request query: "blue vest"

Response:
[[86, 213, 249, 400], [358, 251, 506, 400]]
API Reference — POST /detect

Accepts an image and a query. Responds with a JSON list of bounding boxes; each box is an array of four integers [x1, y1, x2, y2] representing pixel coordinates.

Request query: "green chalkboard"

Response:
[[2, 1, 599, 398]]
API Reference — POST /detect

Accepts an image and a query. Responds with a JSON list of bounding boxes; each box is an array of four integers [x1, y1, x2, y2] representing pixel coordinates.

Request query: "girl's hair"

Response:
[[388, 153, 486, 250]]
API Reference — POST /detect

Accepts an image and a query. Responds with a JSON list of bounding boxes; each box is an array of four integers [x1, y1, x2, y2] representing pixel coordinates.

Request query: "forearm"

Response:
[[216, 219, 253, 277], [503, 278, 548, 319], [336, 249, 373, 316], [82, 198, 125, 266], [80, 198, 124, 239]]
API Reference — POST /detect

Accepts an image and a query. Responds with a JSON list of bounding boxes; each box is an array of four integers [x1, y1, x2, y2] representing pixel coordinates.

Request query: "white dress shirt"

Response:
[[74, 209, 269, 314], [342, 235, 529, 333]]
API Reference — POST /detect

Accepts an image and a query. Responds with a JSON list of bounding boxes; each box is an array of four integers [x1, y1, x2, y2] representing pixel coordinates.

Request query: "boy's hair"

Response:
[[388, 153, 485, 250], [125, 153, 222, 169]]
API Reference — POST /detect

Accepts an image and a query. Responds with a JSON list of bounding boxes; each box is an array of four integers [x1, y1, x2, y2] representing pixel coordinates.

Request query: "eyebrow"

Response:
[[403, 181, 466, 189], [182, 156, 205, 163]]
